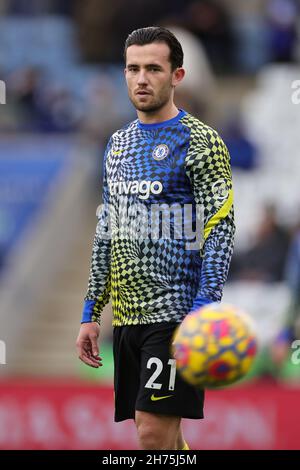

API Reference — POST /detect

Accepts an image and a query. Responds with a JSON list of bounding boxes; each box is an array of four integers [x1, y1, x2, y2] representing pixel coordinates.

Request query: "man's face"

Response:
[[125, 42, 177, 113]]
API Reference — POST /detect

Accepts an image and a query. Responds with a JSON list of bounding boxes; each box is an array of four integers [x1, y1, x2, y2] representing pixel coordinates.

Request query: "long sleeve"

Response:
[[81, 140, 112, 324], [185, 125, 235, 310]]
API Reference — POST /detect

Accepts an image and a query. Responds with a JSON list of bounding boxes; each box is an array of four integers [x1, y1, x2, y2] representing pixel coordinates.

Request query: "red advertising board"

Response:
[[0, 379, 299, 450]]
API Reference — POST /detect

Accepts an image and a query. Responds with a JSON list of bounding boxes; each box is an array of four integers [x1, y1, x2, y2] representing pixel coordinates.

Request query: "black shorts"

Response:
[[113, 322, 204, 422]]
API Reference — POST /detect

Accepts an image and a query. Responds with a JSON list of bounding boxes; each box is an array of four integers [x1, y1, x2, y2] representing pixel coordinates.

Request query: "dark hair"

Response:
[[124, 26, 183, 71]]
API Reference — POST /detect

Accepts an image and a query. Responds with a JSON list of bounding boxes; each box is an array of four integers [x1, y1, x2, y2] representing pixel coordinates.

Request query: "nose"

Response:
[[137, 70, 148, 86]]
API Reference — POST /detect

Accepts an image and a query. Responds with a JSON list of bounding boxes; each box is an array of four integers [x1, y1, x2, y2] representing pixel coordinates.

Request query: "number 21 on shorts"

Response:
[[145, 358, 176, 390]]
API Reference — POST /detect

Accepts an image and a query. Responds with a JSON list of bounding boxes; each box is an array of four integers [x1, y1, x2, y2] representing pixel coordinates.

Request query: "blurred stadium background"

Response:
[[0, 0, 300, 450]]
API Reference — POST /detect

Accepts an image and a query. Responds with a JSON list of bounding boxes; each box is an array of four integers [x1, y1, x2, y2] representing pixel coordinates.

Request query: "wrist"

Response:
[[81, 299, 101, 324]]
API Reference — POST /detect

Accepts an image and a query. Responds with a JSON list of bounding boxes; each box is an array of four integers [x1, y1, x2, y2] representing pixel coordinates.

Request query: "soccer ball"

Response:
[[172, 303, 257, 388]]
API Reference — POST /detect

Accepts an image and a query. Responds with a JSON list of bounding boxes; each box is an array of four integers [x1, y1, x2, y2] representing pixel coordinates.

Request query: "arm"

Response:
[[76, 139, 112, 367], [82, 139, 112, 324], [186, 126, 235, 310]]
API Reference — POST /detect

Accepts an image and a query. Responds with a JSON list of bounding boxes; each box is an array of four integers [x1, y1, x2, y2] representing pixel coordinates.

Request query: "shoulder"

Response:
[[110, 119, 139, 142], [182, 113, 230, 170], [180, 112, 224, 145], [104, 119, 138, 154]]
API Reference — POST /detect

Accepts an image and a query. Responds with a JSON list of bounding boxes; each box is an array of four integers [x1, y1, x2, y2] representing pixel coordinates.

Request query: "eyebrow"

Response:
[[127, 63, 164, 69]]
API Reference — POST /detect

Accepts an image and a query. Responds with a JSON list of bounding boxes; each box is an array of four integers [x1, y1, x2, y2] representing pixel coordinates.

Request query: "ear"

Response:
[[172, 67, 185, 88]]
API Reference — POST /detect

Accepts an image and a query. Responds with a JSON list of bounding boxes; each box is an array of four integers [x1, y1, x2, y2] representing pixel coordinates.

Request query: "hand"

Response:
[[76, 322, 102, 368]]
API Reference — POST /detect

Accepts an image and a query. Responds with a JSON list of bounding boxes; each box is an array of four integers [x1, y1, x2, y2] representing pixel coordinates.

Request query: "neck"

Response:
[[137, 102, 179, 125]]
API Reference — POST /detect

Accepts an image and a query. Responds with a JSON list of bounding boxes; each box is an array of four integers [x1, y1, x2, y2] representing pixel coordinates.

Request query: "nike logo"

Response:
[[112, 150, 122, 155], [150, 394, 173, 402]]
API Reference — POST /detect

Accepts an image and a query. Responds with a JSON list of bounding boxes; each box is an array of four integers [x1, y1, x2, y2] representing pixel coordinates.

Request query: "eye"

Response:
[[128, 66, 138, 73]]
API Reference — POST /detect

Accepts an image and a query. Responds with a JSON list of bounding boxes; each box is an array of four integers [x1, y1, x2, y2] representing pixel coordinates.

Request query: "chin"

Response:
[[136, 105, 155, 112], [134, 101, 163, 113]]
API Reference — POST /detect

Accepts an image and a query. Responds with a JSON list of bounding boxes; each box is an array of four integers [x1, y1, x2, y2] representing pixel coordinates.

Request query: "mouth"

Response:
[[136, 90, 151, 96]]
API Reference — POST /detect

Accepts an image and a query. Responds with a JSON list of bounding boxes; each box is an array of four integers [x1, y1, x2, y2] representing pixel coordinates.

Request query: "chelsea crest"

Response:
[[152, 144, 169, 161]]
